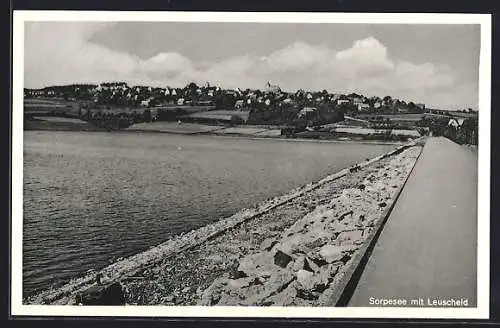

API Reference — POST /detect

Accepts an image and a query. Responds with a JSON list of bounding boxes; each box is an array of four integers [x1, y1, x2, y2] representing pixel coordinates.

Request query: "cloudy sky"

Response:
[[24, 22, 480, 110]]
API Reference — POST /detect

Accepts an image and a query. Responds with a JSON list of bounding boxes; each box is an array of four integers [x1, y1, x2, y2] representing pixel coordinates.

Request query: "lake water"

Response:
[[22, 131, 395, 297]]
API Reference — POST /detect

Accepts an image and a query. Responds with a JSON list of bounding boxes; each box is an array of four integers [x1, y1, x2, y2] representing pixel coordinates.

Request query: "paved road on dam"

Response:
[[348, 137, 478, 307]]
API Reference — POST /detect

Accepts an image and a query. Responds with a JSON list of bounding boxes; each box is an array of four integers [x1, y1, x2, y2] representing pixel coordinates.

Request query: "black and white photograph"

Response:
[[11, 11, 491, 319]]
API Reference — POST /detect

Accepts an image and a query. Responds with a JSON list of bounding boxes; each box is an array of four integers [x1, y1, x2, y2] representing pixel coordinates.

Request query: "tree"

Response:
[[143, 109, 152, 122]]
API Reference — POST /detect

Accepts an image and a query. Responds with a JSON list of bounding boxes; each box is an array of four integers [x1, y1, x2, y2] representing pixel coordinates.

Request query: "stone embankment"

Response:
[[193, 146, 421, 306], [25, 140, 423, 306]]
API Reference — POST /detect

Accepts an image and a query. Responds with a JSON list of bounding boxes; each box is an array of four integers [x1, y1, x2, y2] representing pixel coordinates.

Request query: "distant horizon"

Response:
[[23, 80, 477, 111], [24, 22, 480, 111]]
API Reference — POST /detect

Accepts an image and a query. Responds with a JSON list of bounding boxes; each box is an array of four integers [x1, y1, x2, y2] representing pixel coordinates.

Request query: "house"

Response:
[[298, 107, 317, 117], [264, 99, 271, 106], [374, 101, 382, 109], [416, 103, 426, 110], [140, 99, 150, 107], [352, 97, 363, 106], [448, 118, 465, 128], [225, 90, 238, 97], [177, 98, 185, 106], [357, 103, 370, 111], [235, 100, 245, 109], [337, 99, 350, 106], [265, 81, 281, 94]]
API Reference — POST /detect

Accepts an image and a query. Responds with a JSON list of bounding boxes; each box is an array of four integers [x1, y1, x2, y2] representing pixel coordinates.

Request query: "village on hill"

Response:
[[23, 81, 479, 145]]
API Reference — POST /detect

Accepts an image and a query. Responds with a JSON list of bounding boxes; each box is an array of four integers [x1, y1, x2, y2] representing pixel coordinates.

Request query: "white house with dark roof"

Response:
[[235, 99, 245, 109], [357, 103, 370, 111], [352, 97, 363, 107], [331, 94, 341, 101], [298, 107, 317, 117], [448, 118, 465, 128]]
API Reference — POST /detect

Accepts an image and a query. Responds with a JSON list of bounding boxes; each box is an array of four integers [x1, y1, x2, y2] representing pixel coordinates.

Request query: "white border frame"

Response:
[[11, 11, 491, 319]]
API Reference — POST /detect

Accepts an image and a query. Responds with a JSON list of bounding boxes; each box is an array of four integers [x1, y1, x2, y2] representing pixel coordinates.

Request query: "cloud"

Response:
[[24, 22, 141, 85], [335, 36, 395, 77], [263, 41, 333, 72], [24, 23, 477, 109], [140, 52, 193, 78]]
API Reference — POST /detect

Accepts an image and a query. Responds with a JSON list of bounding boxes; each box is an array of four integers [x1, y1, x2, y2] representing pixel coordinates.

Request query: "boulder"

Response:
[[237, 251, 275, 277], [337, 229, 364, 244], [260, 238, 278, 251], [274, 249, 293, 268], [318, 245, 345, 263], [307, 251, 329, 267], [266, 281, 299, 306], [305, 236, 330, 249], [292, 255, 319, 273], [243, 270, 295, 305], [228, 277, 263, 289], [312, 264, 339, 293], [329, 220, 346, 233], [296, 269, 314, 290], [198, 277, 227, 306]]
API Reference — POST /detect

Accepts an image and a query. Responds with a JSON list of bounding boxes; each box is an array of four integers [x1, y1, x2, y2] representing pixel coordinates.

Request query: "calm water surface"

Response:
[[23, 131, 394, 296]]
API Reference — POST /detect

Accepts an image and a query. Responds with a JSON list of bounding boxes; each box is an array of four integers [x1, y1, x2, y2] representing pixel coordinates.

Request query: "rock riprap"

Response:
[[197, 146, 421, 306]]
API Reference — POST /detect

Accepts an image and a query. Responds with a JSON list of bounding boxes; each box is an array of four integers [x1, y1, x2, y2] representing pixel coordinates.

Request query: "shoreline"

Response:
[[24, 138, 425, 305], [24, 119, 408, 146]]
